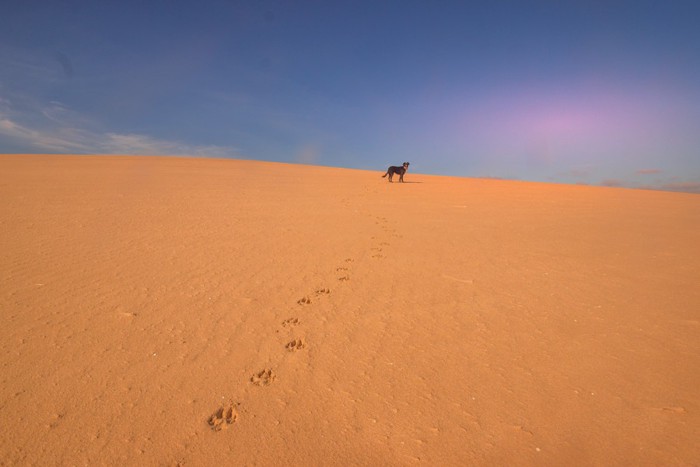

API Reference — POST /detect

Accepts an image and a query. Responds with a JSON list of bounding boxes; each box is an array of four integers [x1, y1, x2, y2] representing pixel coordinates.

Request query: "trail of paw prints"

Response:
[[371, 246, 385, 259], [297, 287, 331, 305], [208, 401, 239, 432], [227, 253, 354, 432], [371, 210, 405, 258], [374, 216, 388, 226], [373, 239, 393, 258], [211, 283, 321, 433], [281, 316, 306, 353], [370, 228, 392, 258], [374, 215, 403, 239], [336, 258, 353, 281]]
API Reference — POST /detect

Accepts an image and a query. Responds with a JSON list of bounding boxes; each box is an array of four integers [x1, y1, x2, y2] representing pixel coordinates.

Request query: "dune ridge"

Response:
[[1, 154, 698, 465]]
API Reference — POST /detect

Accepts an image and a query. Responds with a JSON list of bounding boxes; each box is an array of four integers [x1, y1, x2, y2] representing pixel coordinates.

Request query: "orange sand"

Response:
[[1, 154, 698, 465]]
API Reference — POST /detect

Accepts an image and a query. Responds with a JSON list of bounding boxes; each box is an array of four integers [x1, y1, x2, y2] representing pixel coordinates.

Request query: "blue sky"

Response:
[[1, 1, 699, 192]]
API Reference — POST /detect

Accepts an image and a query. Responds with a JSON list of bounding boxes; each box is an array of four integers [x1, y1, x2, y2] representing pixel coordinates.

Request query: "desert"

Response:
[[1, 154, 698, 465]]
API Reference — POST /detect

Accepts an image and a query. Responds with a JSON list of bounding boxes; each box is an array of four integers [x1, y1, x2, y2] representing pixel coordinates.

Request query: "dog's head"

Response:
[[403, 162, 410, 169]]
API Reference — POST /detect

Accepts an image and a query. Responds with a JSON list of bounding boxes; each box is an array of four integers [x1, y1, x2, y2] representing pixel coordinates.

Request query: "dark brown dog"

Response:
[[382, 162, 410, 182]]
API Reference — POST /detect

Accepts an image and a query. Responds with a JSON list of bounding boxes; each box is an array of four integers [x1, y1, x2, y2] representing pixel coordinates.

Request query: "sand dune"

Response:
[[1, 154, 698, 465]]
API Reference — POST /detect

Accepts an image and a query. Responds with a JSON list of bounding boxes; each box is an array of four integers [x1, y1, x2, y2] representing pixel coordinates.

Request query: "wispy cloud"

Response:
[[600, 179, 623, 187], [0, 97, 237, 157], [629, 169, 700, 193], [658, 181, 700, 194], [97, 133, 237, 157]]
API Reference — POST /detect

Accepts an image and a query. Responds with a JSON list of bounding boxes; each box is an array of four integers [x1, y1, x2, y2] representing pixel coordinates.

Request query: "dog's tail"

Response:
[[382, 172, 388, 178]]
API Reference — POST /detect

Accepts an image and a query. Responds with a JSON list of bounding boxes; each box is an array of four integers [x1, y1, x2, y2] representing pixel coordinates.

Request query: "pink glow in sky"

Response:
[[428, 77, 699, 186]]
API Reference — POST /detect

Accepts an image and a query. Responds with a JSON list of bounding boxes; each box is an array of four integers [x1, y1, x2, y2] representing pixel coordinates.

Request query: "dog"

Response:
[[382, 162, 410, 182]]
